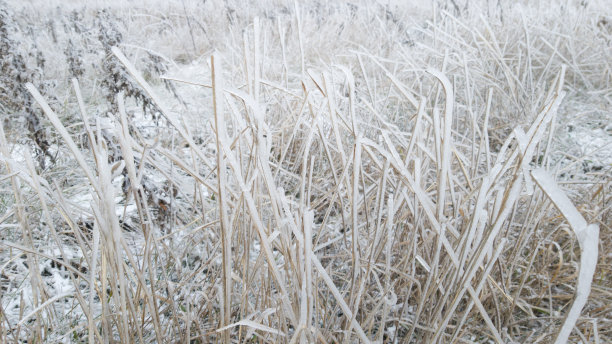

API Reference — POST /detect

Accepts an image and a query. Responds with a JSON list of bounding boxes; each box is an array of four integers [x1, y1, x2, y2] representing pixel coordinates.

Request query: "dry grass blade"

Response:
[[211, 53, 232, 342], [531, 168, 600, 344]]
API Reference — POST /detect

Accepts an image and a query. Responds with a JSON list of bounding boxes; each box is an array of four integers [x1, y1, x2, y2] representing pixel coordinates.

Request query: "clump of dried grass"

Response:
[[1, 1, 609, 343]]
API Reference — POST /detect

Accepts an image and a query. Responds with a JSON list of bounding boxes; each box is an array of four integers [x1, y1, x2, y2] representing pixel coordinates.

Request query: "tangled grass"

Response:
[[0, 0, 610, 343]]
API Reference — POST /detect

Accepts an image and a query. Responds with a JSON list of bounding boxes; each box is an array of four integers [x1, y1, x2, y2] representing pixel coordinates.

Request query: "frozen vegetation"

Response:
[[0, 0, 610, 343]]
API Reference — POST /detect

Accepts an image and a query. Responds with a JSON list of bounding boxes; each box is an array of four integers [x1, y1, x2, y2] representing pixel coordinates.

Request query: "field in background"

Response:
[[0, 0, 610, 343]]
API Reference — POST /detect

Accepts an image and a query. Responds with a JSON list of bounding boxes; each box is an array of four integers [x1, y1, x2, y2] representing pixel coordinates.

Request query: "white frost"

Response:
[[531, 168, 599, 344]]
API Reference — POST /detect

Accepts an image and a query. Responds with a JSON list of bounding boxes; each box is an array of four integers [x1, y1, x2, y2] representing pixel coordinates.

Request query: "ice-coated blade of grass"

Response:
[[15, 293, 73, 327], [211, 53, 233, 341], [111, 47, 213, 170], [114, 93, 164, 344], [298, 210, 314, 343], [531, 168, 599, 344], [217, 319, 285, 337], [427, 69, 454, 220], [310, 253, 371, 344], [348, 137, 362, 318], [368, 55, 419, 109], [25, 83, 100, 195]]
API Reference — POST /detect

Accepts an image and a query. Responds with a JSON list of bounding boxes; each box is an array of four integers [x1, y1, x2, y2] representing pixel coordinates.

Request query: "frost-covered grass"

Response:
[[0, 0, 610, 343]]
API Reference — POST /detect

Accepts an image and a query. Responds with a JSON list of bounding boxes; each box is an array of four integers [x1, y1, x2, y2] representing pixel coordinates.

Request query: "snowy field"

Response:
[[0, 0, 610, 343]]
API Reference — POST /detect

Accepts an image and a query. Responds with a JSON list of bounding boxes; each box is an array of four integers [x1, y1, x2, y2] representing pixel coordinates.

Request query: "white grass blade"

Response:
[[217, 319, 285, 337], [531, 168, 599, 344], [25, 83, 100, 195], [311, 253, 371, 344]]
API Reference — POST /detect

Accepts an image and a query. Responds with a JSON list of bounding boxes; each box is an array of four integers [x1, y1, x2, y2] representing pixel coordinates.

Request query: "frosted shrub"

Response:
[[0, 1, 53, 168]]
